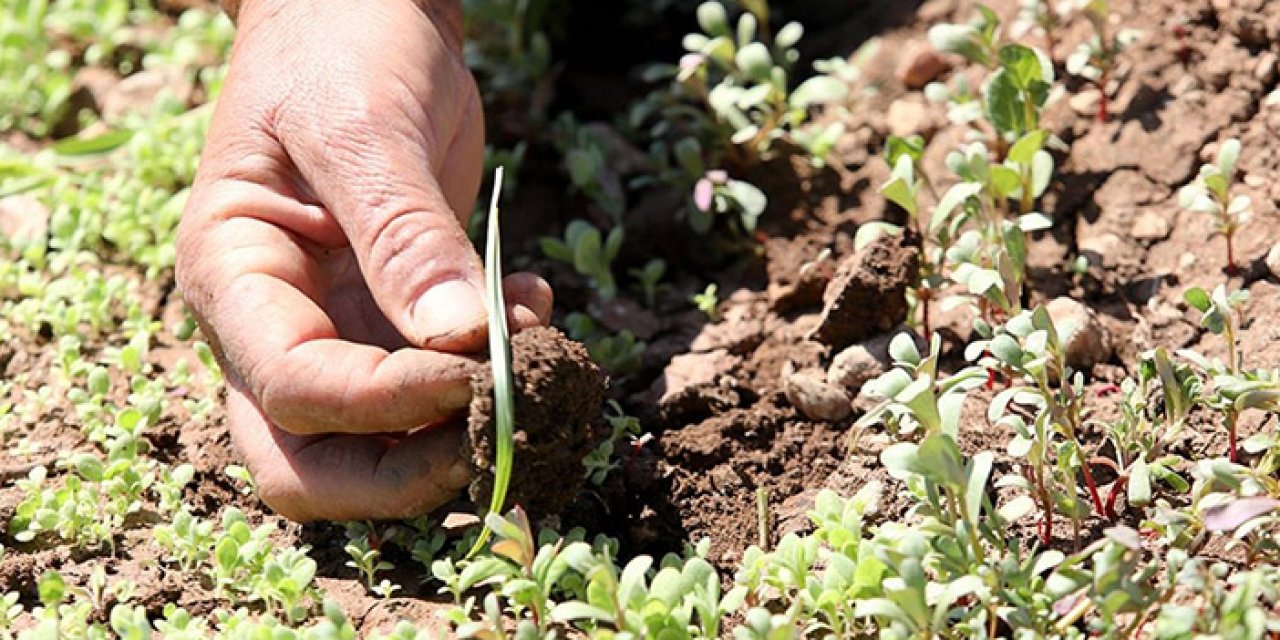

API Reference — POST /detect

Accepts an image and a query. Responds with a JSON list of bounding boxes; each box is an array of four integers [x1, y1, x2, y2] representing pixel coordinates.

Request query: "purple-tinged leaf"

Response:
[[1203, 497, 1280, 532], [693, 178, 714, 212]]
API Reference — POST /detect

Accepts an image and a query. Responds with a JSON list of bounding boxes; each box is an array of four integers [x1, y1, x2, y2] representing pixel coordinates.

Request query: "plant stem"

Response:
[[756, 486, 771, 551], [1227, 410, 1240, 463], [1104, 473, 1126, 519], [1062, 427, 1107, 517], [1226, 231, 1237, 277]]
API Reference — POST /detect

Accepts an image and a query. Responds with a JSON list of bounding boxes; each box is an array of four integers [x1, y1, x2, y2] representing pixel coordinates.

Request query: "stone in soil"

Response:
[[783, 367, 852, 422], [807, 233, 919, 351], [465, 327, 607, 518], [1045, 297, 1113, 372], [827, 328, 920, 393], [896, 43, 950, 89], [0, 194, 49, 246]]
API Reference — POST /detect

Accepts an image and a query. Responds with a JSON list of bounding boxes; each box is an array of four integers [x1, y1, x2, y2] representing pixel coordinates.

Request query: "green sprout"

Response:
[[1179, 139, 1250, 276], [540, 219, 623, 300], [470, 167, 517, 558], [1182, 285, 1280, 464], [692, 283, 720, 321], [629, 258, 667, 307], [1064, 0, 1140, 123], [678, 0, 848, 164]]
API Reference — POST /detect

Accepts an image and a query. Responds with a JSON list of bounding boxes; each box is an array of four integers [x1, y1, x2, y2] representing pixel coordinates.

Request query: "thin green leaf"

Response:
[[52, 129, 133, 156], [469, 167, 516, 558]]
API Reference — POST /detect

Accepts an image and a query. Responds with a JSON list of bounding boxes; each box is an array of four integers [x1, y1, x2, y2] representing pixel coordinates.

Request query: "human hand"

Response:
[[176, 0, 551, 521]]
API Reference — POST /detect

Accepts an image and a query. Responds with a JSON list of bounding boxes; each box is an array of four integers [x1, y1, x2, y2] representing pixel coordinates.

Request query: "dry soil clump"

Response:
[[464, 326, 607, 518]]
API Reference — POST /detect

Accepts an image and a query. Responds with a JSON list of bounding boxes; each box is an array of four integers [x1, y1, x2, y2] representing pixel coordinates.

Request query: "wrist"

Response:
[[227, 0, 463, 51]]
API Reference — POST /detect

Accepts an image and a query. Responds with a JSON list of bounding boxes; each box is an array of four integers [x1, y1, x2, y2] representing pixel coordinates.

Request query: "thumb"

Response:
[[344, 174, 488, 351], [277, 84, 488, 351]]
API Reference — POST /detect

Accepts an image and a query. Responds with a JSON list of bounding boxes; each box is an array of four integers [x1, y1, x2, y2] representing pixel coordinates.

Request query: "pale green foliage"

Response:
[[1180, 139, 1251, 271], [540, 219, 624, 300], [679, 1, 848, 160]]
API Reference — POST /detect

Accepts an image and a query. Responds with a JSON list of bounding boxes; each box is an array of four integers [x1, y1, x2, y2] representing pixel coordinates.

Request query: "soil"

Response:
[[464, 326, 608, 519], [8, 0, 1280, 632]]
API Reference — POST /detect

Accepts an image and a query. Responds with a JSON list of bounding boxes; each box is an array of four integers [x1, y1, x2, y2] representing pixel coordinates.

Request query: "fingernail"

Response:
[[413, 280, 487, 348], [446, 460, 474, 489]]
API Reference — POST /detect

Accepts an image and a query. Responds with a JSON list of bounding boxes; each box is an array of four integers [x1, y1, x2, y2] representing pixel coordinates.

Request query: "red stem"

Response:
[[1230, 418, 1239, 464], [1103, 474, 1126, 520], [1079, 457, 1107, 518]]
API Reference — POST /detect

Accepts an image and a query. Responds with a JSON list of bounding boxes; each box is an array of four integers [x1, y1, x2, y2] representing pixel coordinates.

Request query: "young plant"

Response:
[[857, 332, 987, 440], [691, 283, 720, 321], [691, 170, 768, 234], [582, 402, 643, 485], [1183, 285, 1280, 464], [345, 532, 396, 597], [1011, 0, 1067, 60], [974, 306, 1111, 542], [1097, 349, 1196, 515], [540, 219, 624, 300], [629, 258, 667, 307], [928, 5, 1005, 71], [1064, 0, 1141, 123], [1178, 138, 1251, 276], [563, 313, 648, 375], [471, 167, 517, 556], [553, 115, 627, 219], [678, 1, 848, 164], [929, 10, 1056, 148]]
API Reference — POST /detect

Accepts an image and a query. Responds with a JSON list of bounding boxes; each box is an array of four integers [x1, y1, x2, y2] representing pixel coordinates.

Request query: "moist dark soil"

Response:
[[464, 326, 608, 519]]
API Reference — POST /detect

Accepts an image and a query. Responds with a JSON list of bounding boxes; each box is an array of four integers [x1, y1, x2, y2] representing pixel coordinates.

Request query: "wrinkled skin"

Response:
[[176, 0, 551, 521]]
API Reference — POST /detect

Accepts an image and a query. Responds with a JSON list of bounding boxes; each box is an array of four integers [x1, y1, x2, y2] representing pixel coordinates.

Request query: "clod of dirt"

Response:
[[807, 234, 919, 352], [895, 43, 950, 89], [827, 328, 920, 393], [656, 349, 744, 424], [464, 326, 606, 518], [1045, 297, 1113, 372], [1131, 210, 1172, 242], [783, 368, 851, 422]]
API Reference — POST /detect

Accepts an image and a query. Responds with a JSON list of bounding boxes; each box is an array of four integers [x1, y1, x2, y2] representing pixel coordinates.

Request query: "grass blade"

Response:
[[468, 167, 514, 558]]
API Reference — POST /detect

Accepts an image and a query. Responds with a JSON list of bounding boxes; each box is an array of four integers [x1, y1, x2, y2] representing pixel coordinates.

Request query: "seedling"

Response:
[[553, 115, 627, 219], [583, 402, 642, 485], [1182, 285, 1280, 464], [563, 313, 647, 374], [1064, 0, 1141, 123], [858, 332, 987, 440], [344, 534, 395, 597], [628, 258, 667, 307], [691, 170, 768, 234], [692, 283, 720, 321], [974, 306, 1112, 541], [470, 167, 517, 558], [1012, 0, 1066, 60], [1179, 138, 1251, 276], [677, 1, 848, 163], [540, 219, 624, 300], [928, 5, 1005, 70]]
